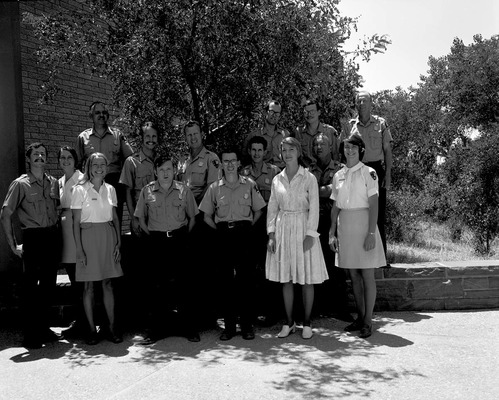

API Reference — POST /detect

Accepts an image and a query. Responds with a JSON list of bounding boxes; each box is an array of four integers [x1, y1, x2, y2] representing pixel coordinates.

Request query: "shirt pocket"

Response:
[[147, 196, 165, 220], [172, 198, 186, 222], [370, 130, 383, 151], [189, 165, 206, 186], [135, 169, 154, 191], [216, 198, 229, 219], [238, 198, 252, 218], [25, 192, 43, 215]]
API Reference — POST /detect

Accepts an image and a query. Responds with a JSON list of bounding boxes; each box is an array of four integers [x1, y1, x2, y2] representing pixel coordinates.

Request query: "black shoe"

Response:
[[22, 337, 43, 349], [41, 328, 63, 343], [344, 319, 363, 332], [359, 324, 373, 338], [220, 329, 236, 341], [86, 331, 99, 345], [137, 335, 157, 346], [242, 329, 255, 340], [106, 331, 123, 344], [186, 331, 201, 342], [62, 321, 84, 339]]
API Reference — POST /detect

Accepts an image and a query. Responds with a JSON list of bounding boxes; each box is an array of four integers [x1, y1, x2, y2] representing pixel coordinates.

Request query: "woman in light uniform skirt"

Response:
[[71, 152, 123, 345], [329, 133, 386, 338]]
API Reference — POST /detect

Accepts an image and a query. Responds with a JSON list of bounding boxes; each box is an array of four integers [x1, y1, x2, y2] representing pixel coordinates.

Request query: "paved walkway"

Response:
[[1, 310, 498, 400]]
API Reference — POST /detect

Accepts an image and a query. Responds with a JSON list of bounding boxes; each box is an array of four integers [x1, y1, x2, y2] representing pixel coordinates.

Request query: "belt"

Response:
[[217, 220, 252, 230], [151, 226, 187, 238]]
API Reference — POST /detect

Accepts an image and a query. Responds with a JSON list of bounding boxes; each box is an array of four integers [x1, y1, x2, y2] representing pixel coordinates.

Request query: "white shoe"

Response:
[[277, 323, 296, 338], [302, 326, 313, 339]]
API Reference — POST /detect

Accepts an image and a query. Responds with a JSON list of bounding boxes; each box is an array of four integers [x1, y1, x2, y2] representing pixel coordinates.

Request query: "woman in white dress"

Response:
[[266, 137, 328, 339], [58, 146, 84, 336], [329, 133, 386, 338]]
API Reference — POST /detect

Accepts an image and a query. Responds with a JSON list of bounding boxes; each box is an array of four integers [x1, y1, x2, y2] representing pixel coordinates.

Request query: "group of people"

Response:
[[1, 90, 393, 349]]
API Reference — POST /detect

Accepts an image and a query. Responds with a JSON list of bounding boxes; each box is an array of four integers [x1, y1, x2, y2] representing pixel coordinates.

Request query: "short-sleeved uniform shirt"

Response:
[[341, 115, 392, 163], [294, 122, 340, 167], [177, 146, 220, 204], [2, 172, 59, 229], [308, 159, 342, 216], [199, 175, 266, 224], [134, 180, 198, 232], [71, 181, 117, 223], [59, 170, 84, 209], [330, 162, 378, 209], [119, 150, 155, 203], [245, 127, 289, 168], [240, 162, 281, 203], [76, 127, 134, 175]]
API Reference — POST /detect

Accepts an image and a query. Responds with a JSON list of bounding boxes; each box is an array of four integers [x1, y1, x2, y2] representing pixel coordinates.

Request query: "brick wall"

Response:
[[19, 0, 131, 231]]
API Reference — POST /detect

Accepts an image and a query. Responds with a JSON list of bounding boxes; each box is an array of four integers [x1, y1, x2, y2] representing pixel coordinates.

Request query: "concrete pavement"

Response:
[[1, 310, 498, 400]]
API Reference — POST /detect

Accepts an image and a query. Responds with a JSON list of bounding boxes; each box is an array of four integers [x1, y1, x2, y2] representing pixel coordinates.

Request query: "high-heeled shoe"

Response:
[[277, 323, 296, 338], [302, 325, 313, 339]]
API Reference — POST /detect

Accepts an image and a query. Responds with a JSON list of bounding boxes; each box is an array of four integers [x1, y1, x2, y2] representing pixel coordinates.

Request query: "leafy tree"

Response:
[[24, 0, 389, 154]]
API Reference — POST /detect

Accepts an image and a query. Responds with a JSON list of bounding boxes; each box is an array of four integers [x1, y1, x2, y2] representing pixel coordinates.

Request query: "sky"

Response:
[[337, 0, 499, 92]]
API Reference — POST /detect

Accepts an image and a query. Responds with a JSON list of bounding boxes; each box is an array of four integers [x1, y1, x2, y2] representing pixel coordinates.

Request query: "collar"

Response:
[[301, 121, 326, 136], [151, 180, 182, 193], [189, 146, 207, 161], [218, 175, 245, 187], [27, 171, 50, 185], [61, 170, 82, 186], [345, 162, 364, 173], [90, 126, 113, 137], [353, 115, 376, 127], [138, 149, 154, 163]]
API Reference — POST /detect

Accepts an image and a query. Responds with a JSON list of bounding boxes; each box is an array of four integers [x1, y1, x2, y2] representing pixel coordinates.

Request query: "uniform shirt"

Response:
[[71, 181, 117, 223], [308, 159, 342, 216], [245, 127, 290, 168], [293, 122, 340, 167], [330, 162, 378, 209], [2, 172, 59, 229], [134, 180, 198, 232], [119, 150, 155, 203], [342, 115, 392, 163], [76, 126, 134, 175], [240, 162, 281, 202], [199, 175, 266, 224], [267, 166, 320, 238], [59, 170, 84, 209], [177, 146, 220, 204]]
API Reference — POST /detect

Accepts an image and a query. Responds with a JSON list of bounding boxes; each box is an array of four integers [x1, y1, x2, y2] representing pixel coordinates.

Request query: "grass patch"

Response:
[[387, 221, 499, 263]]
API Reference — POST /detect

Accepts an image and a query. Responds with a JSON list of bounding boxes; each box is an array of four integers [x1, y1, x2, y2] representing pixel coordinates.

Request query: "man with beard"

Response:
[[1, 143, 63, 348], [244, 100, 289, 168]]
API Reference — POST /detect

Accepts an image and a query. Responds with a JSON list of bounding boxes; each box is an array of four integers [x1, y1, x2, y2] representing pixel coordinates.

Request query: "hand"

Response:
[[328, 235, 338, 252], [303, 235, 314, 252], [12, 244, 23, 258], [363, 232, 376, 251], [131, 217, 142, 236], [76, 248, 86, 267], [267, 238, 276, 253], [383, 173, 391, 191], [114, 244, 121, 263]]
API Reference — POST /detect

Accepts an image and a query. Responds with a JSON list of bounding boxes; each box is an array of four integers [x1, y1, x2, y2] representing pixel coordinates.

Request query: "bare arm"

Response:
[[72, 209, 86, 265], [0, 208, 22, 258], [328, 202, 341, 252], [125, 187, 141, 235], [112, 207, 121, 262], [203, 212, 217, 230], [383, 141, 392, 190], [364, 194, 379, 251]]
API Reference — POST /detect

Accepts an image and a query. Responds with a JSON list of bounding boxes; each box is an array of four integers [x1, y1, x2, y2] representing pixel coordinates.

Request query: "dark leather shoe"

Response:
[[86, 331, 99, 345], [242, 330, 255, 340], [22, 337, 43, 349], [359, 324, 373, 338], [220, 329, 236, 341], [41, 328, 63, 342], [107, 332, 123, 344], [62, 321, 84, 339], [344, 319, 363, 332], [137, 335, 157, 346]]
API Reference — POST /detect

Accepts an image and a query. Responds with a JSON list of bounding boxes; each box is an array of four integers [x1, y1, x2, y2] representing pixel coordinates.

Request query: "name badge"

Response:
[[244, 193, 249, 199], [92, 197, 98, 201], [198, 161, 204, 167]]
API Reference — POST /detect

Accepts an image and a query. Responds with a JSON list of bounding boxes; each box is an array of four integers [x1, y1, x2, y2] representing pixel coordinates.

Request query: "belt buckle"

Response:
[[166, 230, 173, 238], [228, 221, 235, 229]]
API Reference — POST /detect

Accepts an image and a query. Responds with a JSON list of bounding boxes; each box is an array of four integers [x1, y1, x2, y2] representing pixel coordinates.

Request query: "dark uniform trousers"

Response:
[[146, 226, 196, 333], [364, 161, 387, 256], [21, 226, 60, 338], [216, 221, 255, 331]]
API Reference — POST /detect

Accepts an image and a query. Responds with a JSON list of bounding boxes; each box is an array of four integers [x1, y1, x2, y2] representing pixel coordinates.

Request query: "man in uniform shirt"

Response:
[[119, 121, 158, 236], [308, 134, 351, 320], [341, 90, 392, 256], [244, 100, 289, 168], [241, 136, 281, 324], [293, 99, 340, 167], [1, 143, 63, 348], [200, 149, 266, 341], [177, 120, 220, 327], [76, 101, 134, 224]]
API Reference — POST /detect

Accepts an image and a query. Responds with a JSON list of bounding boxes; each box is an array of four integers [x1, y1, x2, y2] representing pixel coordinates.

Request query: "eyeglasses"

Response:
[[268, 110, 281, 117], [303, 109, 317, 116], [222, 159, 238, 165], [94, 111, 109, 116]]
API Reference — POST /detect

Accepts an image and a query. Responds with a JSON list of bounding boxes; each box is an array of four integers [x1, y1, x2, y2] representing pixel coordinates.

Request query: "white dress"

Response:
[[265, 166, 329, 285]]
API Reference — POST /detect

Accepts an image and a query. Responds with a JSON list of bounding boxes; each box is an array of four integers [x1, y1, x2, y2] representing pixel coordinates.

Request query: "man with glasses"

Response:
[[244, 100, 289, 168], [75, 101, 134, 223], [200, 148, 266, 341], [293, 99, 340, 167]]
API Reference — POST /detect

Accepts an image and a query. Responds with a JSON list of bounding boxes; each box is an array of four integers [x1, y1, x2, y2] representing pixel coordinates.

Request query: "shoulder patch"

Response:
[[370, 171, 377, 181], [212, 159, 220, 168]]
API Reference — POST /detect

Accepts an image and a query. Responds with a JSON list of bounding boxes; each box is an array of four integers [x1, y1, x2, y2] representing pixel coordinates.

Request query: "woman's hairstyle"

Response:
[[339, 133, 366, 162], [280, 136, 305, 167], [81, 152, 108, 183], [58, 145, 79, 167], [140, 121, 161, 140]]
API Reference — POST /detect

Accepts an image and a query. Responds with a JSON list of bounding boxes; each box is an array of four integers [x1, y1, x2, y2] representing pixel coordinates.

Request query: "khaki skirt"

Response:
[[336, 208, 386, 269], [77, 222, 123, 282]]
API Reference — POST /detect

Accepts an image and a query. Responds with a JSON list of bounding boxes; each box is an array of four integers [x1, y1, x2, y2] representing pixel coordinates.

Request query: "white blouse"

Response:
[[59, 170, 84, 209], [330, 162, 378, 209], [71, 181, 117, 223]]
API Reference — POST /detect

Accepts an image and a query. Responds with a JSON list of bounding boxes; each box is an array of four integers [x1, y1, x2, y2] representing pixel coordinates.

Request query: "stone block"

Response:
[[447, 266, 499, 277], [445, 298, 499, 310], [408, 278, 463, 299], [464, 289, 499, 299], [463, 278, 490, 290], [382, 265, 445, 279], [490, 277, 499, 289]]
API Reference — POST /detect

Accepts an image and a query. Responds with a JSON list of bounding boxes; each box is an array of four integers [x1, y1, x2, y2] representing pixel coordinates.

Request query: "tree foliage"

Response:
[[24, 0, 389, 154]]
